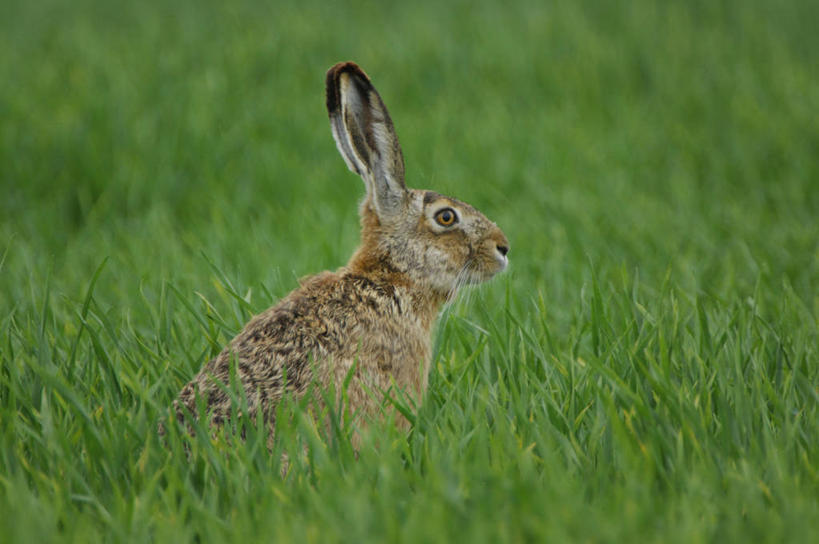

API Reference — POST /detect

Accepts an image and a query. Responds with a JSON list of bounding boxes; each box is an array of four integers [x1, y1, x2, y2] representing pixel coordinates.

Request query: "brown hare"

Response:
[[170, 61, 509, 439]]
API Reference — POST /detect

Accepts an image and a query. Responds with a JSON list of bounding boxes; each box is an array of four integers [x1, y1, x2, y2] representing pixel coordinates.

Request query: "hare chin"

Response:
[[465, 264, 507, 286], [496, 253, 509, 271]]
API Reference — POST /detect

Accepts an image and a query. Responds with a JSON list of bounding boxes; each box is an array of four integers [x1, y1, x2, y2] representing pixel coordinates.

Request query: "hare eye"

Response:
[[434, 208, 457, 227]]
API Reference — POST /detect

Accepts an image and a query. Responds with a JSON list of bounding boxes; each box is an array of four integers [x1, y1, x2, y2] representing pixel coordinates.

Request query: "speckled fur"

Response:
[[170, 62, 509, 440]]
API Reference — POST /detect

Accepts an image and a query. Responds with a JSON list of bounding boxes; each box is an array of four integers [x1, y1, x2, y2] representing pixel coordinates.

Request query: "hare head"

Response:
[[326, 62, 509, 300]]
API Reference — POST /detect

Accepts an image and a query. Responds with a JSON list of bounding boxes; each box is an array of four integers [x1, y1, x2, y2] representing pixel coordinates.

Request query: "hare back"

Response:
[[173, 269, 432, 428]]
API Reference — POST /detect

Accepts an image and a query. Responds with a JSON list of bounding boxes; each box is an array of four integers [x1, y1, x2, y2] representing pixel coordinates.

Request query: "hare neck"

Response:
[[346, 248, 446, 332]]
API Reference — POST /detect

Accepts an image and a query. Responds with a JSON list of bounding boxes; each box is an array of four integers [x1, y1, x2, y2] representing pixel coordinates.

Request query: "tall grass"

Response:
[[1, 0, 817, 541]]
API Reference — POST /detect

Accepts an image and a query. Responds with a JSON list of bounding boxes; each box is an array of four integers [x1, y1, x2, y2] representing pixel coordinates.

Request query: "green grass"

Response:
[[1, 0, 817, 541]]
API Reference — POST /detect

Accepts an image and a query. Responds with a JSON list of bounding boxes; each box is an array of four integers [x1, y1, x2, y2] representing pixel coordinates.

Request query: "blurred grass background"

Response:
[[1, 0, 817, 542]]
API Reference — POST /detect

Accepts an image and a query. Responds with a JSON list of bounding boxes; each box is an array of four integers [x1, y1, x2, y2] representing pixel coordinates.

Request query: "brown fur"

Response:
[[169, 62, 509, 440]]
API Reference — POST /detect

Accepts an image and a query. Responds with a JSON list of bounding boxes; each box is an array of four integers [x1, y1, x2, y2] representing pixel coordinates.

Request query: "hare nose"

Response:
[[496, 244, 509, 257]]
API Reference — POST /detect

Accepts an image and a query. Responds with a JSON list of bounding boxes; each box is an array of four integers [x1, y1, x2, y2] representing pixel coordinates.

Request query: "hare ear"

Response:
[[326, 62, 407, 218]]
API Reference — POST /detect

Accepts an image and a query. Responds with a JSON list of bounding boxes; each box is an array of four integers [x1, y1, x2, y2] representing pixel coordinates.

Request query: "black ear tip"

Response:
[[326, 61, 373, 115], [327, 61, 369, 81], [326, 61, 371, 92]]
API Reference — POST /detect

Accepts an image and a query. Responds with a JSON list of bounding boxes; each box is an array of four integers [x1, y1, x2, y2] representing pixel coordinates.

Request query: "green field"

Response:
[[1, 0, 817, 541]]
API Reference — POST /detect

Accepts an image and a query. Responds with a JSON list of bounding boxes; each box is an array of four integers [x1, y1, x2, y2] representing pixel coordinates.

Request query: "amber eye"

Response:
[[434, 208, 458, 227]]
